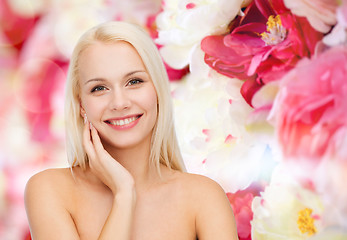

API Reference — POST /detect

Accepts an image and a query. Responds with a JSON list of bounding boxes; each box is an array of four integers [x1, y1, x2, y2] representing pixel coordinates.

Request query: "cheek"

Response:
[[146, 88, 158, 116], [80, 96, 105, 119], [136, 86, 158, 123]]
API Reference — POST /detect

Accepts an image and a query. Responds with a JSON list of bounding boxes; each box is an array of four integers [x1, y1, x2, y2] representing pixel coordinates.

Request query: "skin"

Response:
[[24, 41, 239, 240]]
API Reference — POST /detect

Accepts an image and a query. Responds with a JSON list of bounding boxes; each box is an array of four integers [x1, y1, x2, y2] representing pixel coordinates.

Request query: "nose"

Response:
[[109, 88, 131, 110]]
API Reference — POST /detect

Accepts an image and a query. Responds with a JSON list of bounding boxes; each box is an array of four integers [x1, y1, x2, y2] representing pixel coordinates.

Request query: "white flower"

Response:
[[309, 228, 347, 240], [252, 161, 347, 240], [252, 165, 324, 240], [323, 1, 347, 46], [17, 0, 159, 59], [52, 0, 112, 58], [283, 0, 338, 33], [172, 71, 275, 192], [156, 0, 244, 69], [6, 0, 48, 17], [312, 160, 347, 230]]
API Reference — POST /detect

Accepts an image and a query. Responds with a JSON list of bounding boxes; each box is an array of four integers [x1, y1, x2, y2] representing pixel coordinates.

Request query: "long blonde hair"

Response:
[[64, 21, 186, 173]]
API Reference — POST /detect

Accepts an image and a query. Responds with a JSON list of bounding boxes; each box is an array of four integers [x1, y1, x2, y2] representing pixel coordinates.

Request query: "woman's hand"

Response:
[[82, 115, 136, 239], [82, 115, 135, 195]]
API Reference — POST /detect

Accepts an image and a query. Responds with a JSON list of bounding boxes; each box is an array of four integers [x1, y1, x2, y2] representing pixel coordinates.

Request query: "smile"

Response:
[[105, 114, 142, 129], [108, 116, 139, 126]]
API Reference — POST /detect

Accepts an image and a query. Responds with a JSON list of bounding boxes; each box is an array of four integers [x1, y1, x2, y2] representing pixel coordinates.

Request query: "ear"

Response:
[[80, 102, 86, 117]]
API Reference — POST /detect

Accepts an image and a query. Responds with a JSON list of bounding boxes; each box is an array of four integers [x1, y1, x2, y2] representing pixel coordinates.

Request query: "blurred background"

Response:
[[1, 0, 164, 238], [1, 0, 347, 239]]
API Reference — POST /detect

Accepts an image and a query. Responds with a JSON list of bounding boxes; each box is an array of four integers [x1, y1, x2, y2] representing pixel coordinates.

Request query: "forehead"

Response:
[[77, 41, 147, 81]]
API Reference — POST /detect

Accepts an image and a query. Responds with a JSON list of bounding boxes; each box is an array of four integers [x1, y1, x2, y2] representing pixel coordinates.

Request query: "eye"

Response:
[[127, 78, 144, 86], [91, 85, 107, 92]]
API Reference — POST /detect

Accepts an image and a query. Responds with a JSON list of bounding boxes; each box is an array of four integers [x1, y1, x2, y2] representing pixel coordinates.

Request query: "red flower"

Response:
[[227, 184, 263, 240], [17, 58, 67, 143], [272, 46, 347, 161], [0, 0, 39, 50], [201, 0, 323, 107]]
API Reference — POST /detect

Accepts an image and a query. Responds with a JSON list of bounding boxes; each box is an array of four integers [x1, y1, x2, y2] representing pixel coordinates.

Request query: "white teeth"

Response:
[[109, 116, 138, 126]]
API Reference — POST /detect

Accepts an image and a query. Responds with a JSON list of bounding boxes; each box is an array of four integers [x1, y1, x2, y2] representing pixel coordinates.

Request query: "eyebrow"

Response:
[[84, 70, 147, 85]]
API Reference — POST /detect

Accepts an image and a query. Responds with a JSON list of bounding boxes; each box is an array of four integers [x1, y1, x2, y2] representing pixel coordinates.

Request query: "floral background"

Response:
[[1, 0, 347, 239]]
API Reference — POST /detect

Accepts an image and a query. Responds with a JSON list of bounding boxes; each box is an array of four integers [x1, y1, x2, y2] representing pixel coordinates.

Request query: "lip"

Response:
[[104, 114, 143, 130]]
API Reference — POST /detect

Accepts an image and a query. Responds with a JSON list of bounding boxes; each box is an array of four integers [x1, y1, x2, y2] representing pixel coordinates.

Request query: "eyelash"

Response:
[[91, 86, 107, 93], [127, 78, 144, 86], [90, 78, 144, 93]]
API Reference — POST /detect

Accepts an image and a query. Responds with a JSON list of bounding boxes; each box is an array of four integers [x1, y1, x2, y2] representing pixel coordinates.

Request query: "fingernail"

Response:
[[84, 114, 87, 124], [89, 123, 93, 130]]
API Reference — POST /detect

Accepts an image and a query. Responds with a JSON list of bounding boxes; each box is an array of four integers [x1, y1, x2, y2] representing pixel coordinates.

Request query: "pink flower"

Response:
[[201, 0, 323, 106], [271, 46, 347, 161], [17, 58, 67, 143], [0, 0, 38, 49], [227, 184, 263, 240]]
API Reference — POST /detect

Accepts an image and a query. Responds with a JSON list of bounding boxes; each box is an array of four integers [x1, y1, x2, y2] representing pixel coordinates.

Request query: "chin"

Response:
[[101, 133, 152, 151]]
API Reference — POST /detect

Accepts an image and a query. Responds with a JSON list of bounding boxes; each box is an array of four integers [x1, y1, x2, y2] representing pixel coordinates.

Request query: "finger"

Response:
[[82, 117, 96, 160], [89, 124, 116, 163], [89, 124, 116, 172], [89, 123, 106, 153]]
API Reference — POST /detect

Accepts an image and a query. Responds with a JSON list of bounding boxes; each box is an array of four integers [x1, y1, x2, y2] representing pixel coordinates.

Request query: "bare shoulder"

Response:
[[26, 167, 74, 183], [181, 172, 224, 189], [24, 168, 77, 216], [25, 168, 80, 239], [171, 171, 227, 199], [25, 168, 75, 199], [172, 172, 238, 240], [164, 171, 230, 212]]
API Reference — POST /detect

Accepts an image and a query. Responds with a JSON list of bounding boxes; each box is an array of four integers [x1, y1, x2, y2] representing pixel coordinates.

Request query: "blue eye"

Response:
[[91, 86, 106, 92], [127, 78, 144, 86]]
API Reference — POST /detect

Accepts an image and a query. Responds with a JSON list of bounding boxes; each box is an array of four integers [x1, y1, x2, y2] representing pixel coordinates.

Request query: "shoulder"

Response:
[[166, 171, 230, 210], [182, 172, 223, 189], [26, 167, 73, 182], [172, 171, 227, 198], [25, 168, 76, 209], [25, 168, 81, 238], [173, 172, 238, 239], [25, 168, 75, 192]]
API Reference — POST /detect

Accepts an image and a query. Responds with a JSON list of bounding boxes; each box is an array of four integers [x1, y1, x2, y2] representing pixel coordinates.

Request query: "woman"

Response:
[[24, 21, 238, 240]]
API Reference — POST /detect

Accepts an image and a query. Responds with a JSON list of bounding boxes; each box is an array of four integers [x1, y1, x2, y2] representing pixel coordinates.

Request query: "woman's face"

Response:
[[78, 41, 158, 150]]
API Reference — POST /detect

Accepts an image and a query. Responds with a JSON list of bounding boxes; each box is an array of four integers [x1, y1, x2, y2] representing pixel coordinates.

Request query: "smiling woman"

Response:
[[78, 41, 159, 152], [24, 21, 238, 240]]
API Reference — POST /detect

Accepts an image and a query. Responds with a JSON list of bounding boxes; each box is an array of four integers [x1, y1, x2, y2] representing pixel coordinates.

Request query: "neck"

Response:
[[103, 137, 159, 190]]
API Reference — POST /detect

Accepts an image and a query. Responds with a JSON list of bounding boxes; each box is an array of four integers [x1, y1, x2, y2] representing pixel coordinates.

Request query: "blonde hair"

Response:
[[64, 21, 186, 173]]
